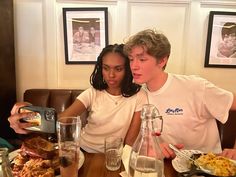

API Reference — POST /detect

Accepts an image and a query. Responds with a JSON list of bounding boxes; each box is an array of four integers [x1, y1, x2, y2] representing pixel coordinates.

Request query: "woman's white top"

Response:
[[77, 87, 147, 153]]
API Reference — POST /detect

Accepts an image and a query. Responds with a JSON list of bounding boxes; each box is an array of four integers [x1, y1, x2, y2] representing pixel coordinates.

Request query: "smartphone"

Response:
[[19, 105, 57, 133]]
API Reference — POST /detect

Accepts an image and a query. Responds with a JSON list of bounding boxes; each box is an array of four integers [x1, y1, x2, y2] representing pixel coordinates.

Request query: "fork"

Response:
[[168, 144, 212, 175], [169, 144, 195, 162]]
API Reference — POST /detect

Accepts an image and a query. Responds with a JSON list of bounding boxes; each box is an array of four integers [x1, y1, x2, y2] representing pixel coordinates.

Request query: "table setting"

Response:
[[169, 144, 236, 177], [6, 104, 176, 177], [6, 104, 236, 177], [7, 137, 176, 177], [9, 141, 236, 177], [8, 145, 85, 177]]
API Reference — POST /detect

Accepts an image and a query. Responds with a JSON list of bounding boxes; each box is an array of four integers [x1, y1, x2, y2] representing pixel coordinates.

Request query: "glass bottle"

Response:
[[0, 148, 13, 177], [128, 104, 164, 177]]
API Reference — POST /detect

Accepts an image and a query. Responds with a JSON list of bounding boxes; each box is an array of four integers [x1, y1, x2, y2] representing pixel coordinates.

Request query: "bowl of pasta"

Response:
[[172, 151, 236, 177]]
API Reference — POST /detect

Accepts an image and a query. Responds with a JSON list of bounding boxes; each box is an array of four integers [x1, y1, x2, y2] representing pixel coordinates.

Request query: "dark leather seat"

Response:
[[23, 89, 87, 127], [217, 111, 236, 149], [23, 89, 236, 149]]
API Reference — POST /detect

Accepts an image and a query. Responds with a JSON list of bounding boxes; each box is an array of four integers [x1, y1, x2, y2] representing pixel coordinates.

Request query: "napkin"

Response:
[[120, 144, 132, 177]]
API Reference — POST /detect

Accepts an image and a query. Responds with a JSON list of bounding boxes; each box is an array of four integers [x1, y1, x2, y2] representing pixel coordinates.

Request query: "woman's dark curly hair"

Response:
[[90, 44, 141, 97]]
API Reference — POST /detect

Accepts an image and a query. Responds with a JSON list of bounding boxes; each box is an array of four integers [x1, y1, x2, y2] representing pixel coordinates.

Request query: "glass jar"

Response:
[[128, 104, 164, 177], [0, 148, 13, 177]]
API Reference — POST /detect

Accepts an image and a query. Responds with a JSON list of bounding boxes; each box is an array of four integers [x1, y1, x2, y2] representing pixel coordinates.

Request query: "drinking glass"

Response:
[[104, 136, 123, 171], [57, 117, 81, 177]]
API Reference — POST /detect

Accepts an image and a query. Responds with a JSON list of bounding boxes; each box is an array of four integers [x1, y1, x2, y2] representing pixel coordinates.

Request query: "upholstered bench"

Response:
[[8, 89, 88, 148], [217, 110, 236, 149], [23, 89, 235, 149], [23, 89, 87, 127]]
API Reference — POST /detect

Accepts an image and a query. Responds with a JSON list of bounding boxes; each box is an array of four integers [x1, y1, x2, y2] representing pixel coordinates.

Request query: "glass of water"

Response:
[[104, 136, 123, 171], [57, 117, 81, 177]]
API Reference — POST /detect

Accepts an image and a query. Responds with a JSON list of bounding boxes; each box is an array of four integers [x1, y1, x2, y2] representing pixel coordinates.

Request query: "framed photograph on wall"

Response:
[[63, 7, 108, 64], [204, 11, 236, 68]]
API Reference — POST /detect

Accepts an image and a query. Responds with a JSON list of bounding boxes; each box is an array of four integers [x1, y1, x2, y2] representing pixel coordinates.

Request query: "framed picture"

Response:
[[63, 7, 108, 64], [204, 11, 236, 68]]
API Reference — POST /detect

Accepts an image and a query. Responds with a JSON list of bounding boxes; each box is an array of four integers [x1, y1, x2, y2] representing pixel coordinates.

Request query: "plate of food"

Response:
[[172, 150, 236, 177], [171, 149, 203, 173], [9, 136, 84, 177]]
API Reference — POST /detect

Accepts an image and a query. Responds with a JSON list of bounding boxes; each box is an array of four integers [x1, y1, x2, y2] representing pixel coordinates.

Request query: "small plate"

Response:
[[9, 149, 21, 162], [171, 149, 203, 173]]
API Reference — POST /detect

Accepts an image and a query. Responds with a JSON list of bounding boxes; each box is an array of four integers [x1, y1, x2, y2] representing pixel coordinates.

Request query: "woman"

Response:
[[8, 44, 147, 153]]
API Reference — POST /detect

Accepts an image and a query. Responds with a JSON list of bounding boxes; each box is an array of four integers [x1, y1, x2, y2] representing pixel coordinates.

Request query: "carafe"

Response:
[[128, 104, 164, 177], [0, 148, 13, 177]]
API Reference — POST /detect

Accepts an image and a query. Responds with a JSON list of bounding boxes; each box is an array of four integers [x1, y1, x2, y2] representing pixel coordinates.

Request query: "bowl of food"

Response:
[[192, 152, 236, 177], [173, 151, 236, 177], [10, 136, 59, 177], [10, 136, 84, 177]]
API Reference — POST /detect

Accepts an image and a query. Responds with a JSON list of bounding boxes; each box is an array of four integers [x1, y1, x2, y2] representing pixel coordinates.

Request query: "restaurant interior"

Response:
[[0, 0, 236, 177]]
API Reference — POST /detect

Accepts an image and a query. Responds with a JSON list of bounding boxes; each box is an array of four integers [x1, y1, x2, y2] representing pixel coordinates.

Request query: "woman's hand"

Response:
[[220, 148, 236, 160], [8, 102, 34, 134], [159, 142, 184, 159]]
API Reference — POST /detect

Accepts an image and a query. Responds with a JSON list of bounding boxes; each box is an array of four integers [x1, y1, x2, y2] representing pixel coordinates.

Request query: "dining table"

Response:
[[78, 151, 178, 177]]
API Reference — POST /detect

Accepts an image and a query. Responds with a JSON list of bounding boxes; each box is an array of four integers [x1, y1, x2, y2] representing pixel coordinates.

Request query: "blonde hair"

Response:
[[124, 29, 171, 62]]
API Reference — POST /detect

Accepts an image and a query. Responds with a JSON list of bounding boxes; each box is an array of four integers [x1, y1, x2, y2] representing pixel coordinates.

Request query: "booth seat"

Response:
[[217, 111, 236, 149], [23, 89, 87, 127], [23, 89, 235, 149]]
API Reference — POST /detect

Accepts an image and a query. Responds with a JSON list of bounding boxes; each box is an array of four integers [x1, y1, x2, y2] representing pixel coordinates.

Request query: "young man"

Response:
[[124, 29, 236, 159]]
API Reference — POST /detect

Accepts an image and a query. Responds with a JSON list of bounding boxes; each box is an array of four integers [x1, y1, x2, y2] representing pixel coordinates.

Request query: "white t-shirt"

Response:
[[77, 87, 147, 153], [145, 73, 233, 153]]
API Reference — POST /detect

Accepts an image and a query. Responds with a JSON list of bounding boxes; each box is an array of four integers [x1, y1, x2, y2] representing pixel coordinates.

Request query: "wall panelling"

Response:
[[14, 0, 236, 101]]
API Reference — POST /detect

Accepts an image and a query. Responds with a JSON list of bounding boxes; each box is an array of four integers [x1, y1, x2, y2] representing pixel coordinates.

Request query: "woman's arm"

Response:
[[58, 99, 87, 118], [124, 111, 141, 146]]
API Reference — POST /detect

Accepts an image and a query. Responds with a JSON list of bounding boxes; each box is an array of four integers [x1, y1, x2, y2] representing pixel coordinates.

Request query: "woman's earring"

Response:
[[103, 78, 106, 84]]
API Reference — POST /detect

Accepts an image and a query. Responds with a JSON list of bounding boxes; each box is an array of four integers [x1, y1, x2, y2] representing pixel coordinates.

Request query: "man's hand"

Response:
[[220, 148, 236, 160], [160, 142, 184, 159]]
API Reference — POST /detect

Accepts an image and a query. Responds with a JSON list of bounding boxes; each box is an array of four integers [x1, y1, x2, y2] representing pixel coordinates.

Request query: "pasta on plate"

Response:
[[195, 152, 236, 177]]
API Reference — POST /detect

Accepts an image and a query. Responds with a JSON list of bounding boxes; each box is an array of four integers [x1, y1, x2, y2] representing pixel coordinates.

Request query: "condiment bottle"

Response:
[[0, 148, 13, 177], [128, 104, 164, 177]]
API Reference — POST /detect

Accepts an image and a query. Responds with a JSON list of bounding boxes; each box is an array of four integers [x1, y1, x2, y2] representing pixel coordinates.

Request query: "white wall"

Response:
[[13, 0, 236, 101]]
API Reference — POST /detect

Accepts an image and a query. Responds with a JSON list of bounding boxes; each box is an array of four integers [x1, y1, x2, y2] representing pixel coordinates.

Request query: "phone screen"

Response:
[[19, 108, 42, 126]]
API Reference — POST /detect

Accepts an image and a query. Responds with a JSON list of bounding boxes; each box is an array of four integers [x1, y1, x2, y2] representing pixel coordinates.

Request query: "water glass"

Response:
[[57, 117, 81, 177], [104, 136, 123, 171]]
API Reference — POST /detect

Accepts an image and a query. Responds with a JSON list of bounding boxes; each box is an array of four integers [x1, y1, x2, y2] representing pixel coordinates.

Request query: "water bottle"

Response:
[[128, 104, 164, 177], [0, 148, 13, 177]]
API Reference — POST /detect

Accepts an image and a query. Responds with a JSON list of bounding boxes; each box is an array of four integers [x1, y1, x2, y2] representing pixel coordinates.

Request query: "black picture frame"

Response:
[[204, 11, 236, 68], [63, 7, 108, 64]]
